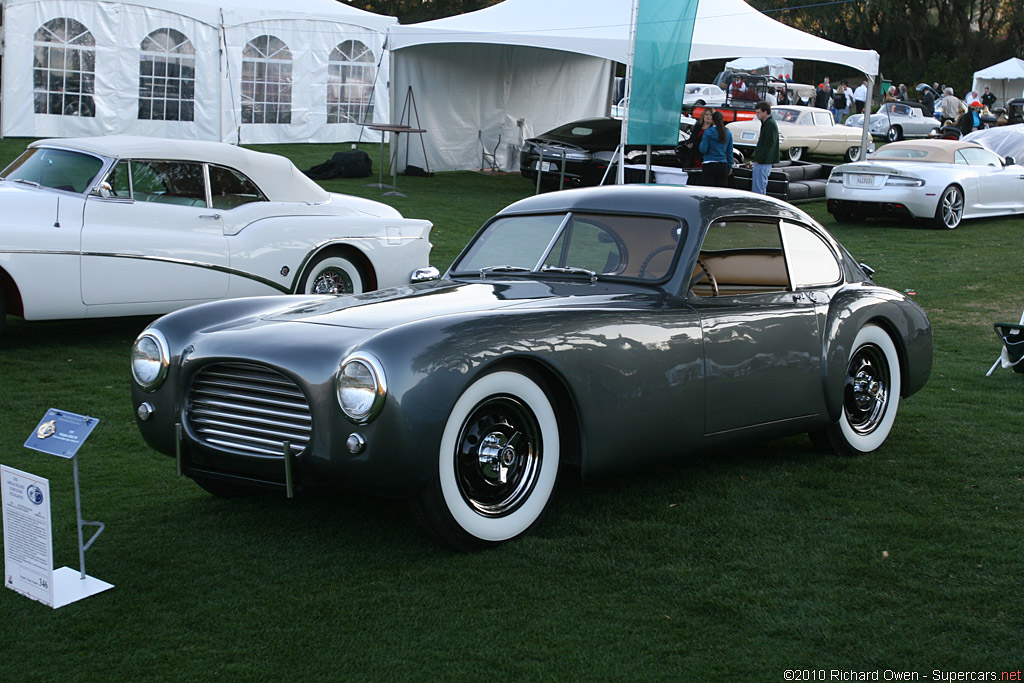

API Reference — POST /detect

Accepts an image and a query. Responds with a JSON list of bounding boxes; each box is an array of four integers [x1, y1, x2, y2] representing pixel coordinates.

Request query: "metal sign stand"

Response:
[[22, 408, 113, 608]]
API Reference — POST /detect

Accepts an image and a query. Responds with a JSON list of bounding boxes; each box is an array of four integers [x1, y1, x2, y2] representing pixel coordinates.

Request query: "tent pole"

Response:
[[860, 74, 874, 161], [617, 0, 640, 185]]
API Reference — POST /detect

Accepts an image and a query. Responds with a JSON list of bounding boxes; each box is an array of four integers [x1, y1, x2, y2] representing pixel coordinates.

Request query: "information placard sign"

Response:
[[24, 409, 99, 459], [2, 465, 54, 606]]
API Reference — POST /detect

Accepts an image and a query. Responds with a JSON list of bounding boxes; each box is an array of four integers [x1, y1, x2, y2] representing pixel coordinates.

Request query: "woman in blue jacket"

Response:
[[698, 110, 733, 187]]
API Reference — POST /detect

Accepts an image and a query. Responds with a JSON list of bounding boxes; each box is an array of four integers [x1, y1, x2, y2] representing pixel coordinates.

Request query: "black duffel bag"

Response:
[[304, 150, 373, 179]]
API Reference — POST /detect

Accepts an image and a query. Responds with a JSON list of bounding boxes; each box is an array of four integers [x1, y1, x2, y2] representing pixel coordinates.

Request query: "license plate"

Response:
[[856, 174, 876, 185], [533, 161, 555, 172], [741, 131, 756, 141]]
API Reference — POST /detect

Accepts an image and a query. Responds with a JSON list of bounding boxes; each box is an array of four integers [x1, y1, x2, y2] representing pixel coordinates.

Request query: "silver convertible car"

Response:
[[844, 102, 940, 142], [825, 139, 1024, 228], [131, 185, 932, 551], [0, 136, 434, 335]]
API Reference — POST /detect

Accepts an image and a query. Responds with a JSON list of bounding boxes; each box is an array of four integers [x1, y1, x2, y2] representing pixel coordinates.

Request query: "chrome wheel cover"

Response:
[[455, 395, 543, 517], [843, 343, 891, 435], [311, 267, 354, 294]]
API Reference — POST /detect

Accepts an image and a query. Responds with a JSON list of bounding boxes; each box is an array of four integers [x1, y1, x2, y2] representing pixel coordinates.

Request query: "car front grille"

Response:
[[186, 363, 312, 457]]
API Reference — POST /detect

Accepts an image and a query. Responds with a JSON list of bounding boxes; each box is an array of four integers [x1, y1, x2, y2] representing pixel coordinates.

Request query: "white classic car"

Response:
[[682, 83, 727, 108], [825, 139, 1024, 229], [727, 105, 872, 162], [844, 102, 940, 142], [0, 136, 436, 333]]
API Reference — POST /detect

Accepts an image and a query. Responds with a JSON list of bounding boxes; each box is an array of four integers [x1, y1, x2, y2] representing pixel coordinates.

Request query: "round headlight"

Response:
[[131, 330, 169, 391], [337, 353, 386, 424]]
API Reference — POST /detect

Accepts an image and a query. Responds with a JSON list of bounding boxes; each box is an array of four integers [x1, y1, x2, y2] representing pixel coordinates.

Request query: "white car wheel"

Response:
[[932, 185, 964, 230], [299, 253, 365, 295], [411, 370, 560, 551], [815, 325, 902, 456], [787, 147, 805, 161], [844, 146, 861, 163], [886, 126, 902, 142]]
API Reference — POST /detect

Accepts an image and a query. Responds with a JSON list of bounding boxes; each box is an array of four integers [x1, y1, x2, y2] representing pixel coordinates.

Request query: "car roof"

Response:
[[496, 184, 807, 225], [31, 135, 329, 203], [868, 139, 988, 163]]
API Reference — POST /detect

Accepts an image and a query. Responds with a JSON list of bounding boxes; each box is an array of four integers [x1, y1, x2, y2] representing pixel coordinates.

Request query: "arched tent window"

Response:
[[241, 35, 292, 124], [34, 18, 95, 117], [327, 40, 376, 124], [139, 28, 196, 121]]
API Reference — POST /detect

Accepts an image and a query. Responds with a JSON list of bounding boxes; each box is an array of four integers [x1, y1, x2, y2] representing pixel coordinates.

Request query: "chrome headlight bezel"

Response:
[[131, 329, 170, 392], [336, 353, 387, 424]]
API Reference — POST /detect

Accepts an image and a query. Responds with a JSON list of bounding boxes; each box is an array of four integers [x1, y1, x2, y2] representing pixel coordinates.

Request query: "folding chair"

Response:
[[986, 309, 1024, 376]]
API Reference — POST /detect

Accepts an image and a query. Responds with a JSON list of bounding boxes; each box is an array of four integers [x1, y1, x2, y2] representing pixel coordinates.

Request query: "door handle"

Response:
[[199, 214, 221, 220]]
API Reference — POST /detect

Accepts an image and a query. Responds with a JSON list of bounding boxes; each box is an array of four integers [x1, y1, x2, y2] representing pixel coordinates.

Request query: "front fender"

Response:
[[821, 285, 932, 422]]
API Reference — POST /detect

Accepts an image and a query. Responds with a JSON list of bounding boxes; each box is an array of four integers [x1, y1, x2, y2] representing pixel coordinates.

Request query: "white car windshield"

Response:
[[1, 147, 104, 193]]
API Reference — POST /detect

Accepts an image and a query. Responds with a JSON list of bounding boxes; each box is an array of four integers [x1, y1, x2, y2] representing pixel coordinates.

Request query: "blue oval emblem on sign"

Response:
[[26, 484, 43, 505]]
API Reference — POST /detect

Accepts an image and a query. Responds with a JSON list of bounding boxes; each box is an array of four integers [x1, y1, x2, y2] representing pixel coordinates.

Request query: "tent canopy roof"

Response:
[[973, 58, 1024, 80], [6, 0, 397, 31], [389, 0, 879, 75]]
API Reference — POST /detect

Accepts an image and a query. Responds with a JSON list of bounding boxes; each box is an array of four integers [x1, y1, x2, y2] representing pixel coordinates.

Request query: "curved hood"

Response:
[[265, 278, 648, 331]]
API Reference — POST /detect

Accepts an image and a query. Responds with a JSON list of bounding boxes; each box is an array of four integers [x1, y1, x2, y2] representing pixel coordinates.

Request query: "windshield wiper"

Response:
[[479, 265, 532, 278], [540, 265, 598, 282], [12, 178, 41, 188]]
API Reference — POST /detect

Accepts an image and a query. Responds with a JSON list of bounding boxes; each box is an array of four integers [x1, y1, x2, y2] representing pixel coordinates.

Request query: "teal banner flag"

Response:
[[627, 0, 699, 146]]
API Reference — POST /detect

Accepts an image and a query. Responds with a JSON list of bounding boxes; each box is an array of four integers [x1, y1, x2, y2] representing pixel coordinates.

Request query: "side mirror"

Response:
[[1004, 156, 1015, 166]]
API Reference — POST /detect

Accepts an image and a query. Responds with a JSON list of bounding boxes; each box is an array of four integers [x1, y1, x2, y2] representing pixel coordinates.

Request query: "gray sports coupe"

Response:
[[131, 185, 932, 551]]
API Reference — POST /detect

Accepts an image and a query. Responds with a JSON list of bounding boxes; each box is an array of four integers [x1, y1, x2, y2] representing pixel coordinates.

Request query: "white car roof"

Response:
[[31, 136, 330, 204]]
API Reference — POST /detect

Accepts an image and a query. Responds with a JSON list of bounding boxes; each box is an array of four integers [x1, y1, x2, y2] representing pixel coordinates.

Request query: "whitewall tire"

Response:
[[817, 324, 902, 456], [300, 253, 365, 295], [411, 370, 560, 551]]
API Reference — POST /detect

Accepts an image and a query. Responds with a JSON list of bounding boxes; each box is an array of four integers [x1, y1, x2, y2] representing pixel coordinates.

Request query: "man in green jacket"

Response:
[[752, 101, 780, 194]]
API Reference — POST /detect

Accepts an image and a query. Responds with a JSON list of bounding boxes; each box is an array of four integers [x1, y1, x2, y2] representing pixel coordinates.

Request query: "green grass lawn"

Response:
[[1, 138, 1023, 680]]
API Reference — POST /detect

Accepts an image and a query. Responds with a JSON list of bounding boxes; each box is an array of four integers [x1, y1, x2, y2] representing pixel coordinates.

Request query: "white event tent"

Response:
[[1, 0, 395, 144], [388, 0, 880, 172], [972, 58, 1024, 108]]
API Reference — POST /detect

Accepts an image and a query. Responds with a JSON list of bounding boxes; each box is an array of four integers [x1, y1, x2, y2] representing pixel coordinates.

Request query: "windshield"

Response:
[[1, 147, 105, 193], [452, 211, 686, 282], [773, 108, 801, 123], [539, 119, 621, 147]]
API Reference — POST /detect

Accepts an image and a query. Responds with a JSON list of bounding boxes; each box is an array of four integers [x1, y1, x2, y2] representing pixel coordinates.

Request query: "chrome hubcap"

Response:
[[844, 344, 890, 435], [456, 396, 542, 517], [312, 268, 353, 294]]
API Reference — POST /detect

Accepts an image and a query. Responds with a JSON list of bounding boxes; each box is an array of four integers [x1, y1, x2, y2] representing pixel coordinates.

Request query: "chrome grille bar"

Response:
[[187, 363, 312, 457]]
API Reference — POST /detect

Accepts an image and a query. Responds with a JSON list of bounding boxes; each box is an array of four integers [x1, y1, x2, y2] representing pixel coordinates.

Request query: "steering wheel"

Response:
[[637, 244, 676, 279], [690, 257, 719, 296]]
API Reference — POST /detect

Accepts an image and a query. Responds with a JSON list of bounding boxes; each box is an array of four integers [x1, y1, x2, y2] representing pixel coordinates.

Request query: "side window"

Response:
[[780, 221, 842, 288], [959, 147, 1001, 167], [209, 165, 265, 209], [692, 220, 789, 296], [544, 213, 683, 280], [95, 159, 132, 197], [812, 112, 833, 126], [129, 160, 207, 206], [954, 151, 970, 165]]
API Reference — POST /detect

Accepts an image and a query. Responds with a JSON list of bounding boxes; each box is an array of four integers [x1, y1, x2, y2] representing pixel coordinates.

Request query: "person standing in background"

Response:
[[698, 110, 734, 188], [814, 77, 832, 109], [751, 101, 780, 195], [853, 80, 868, 114]]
